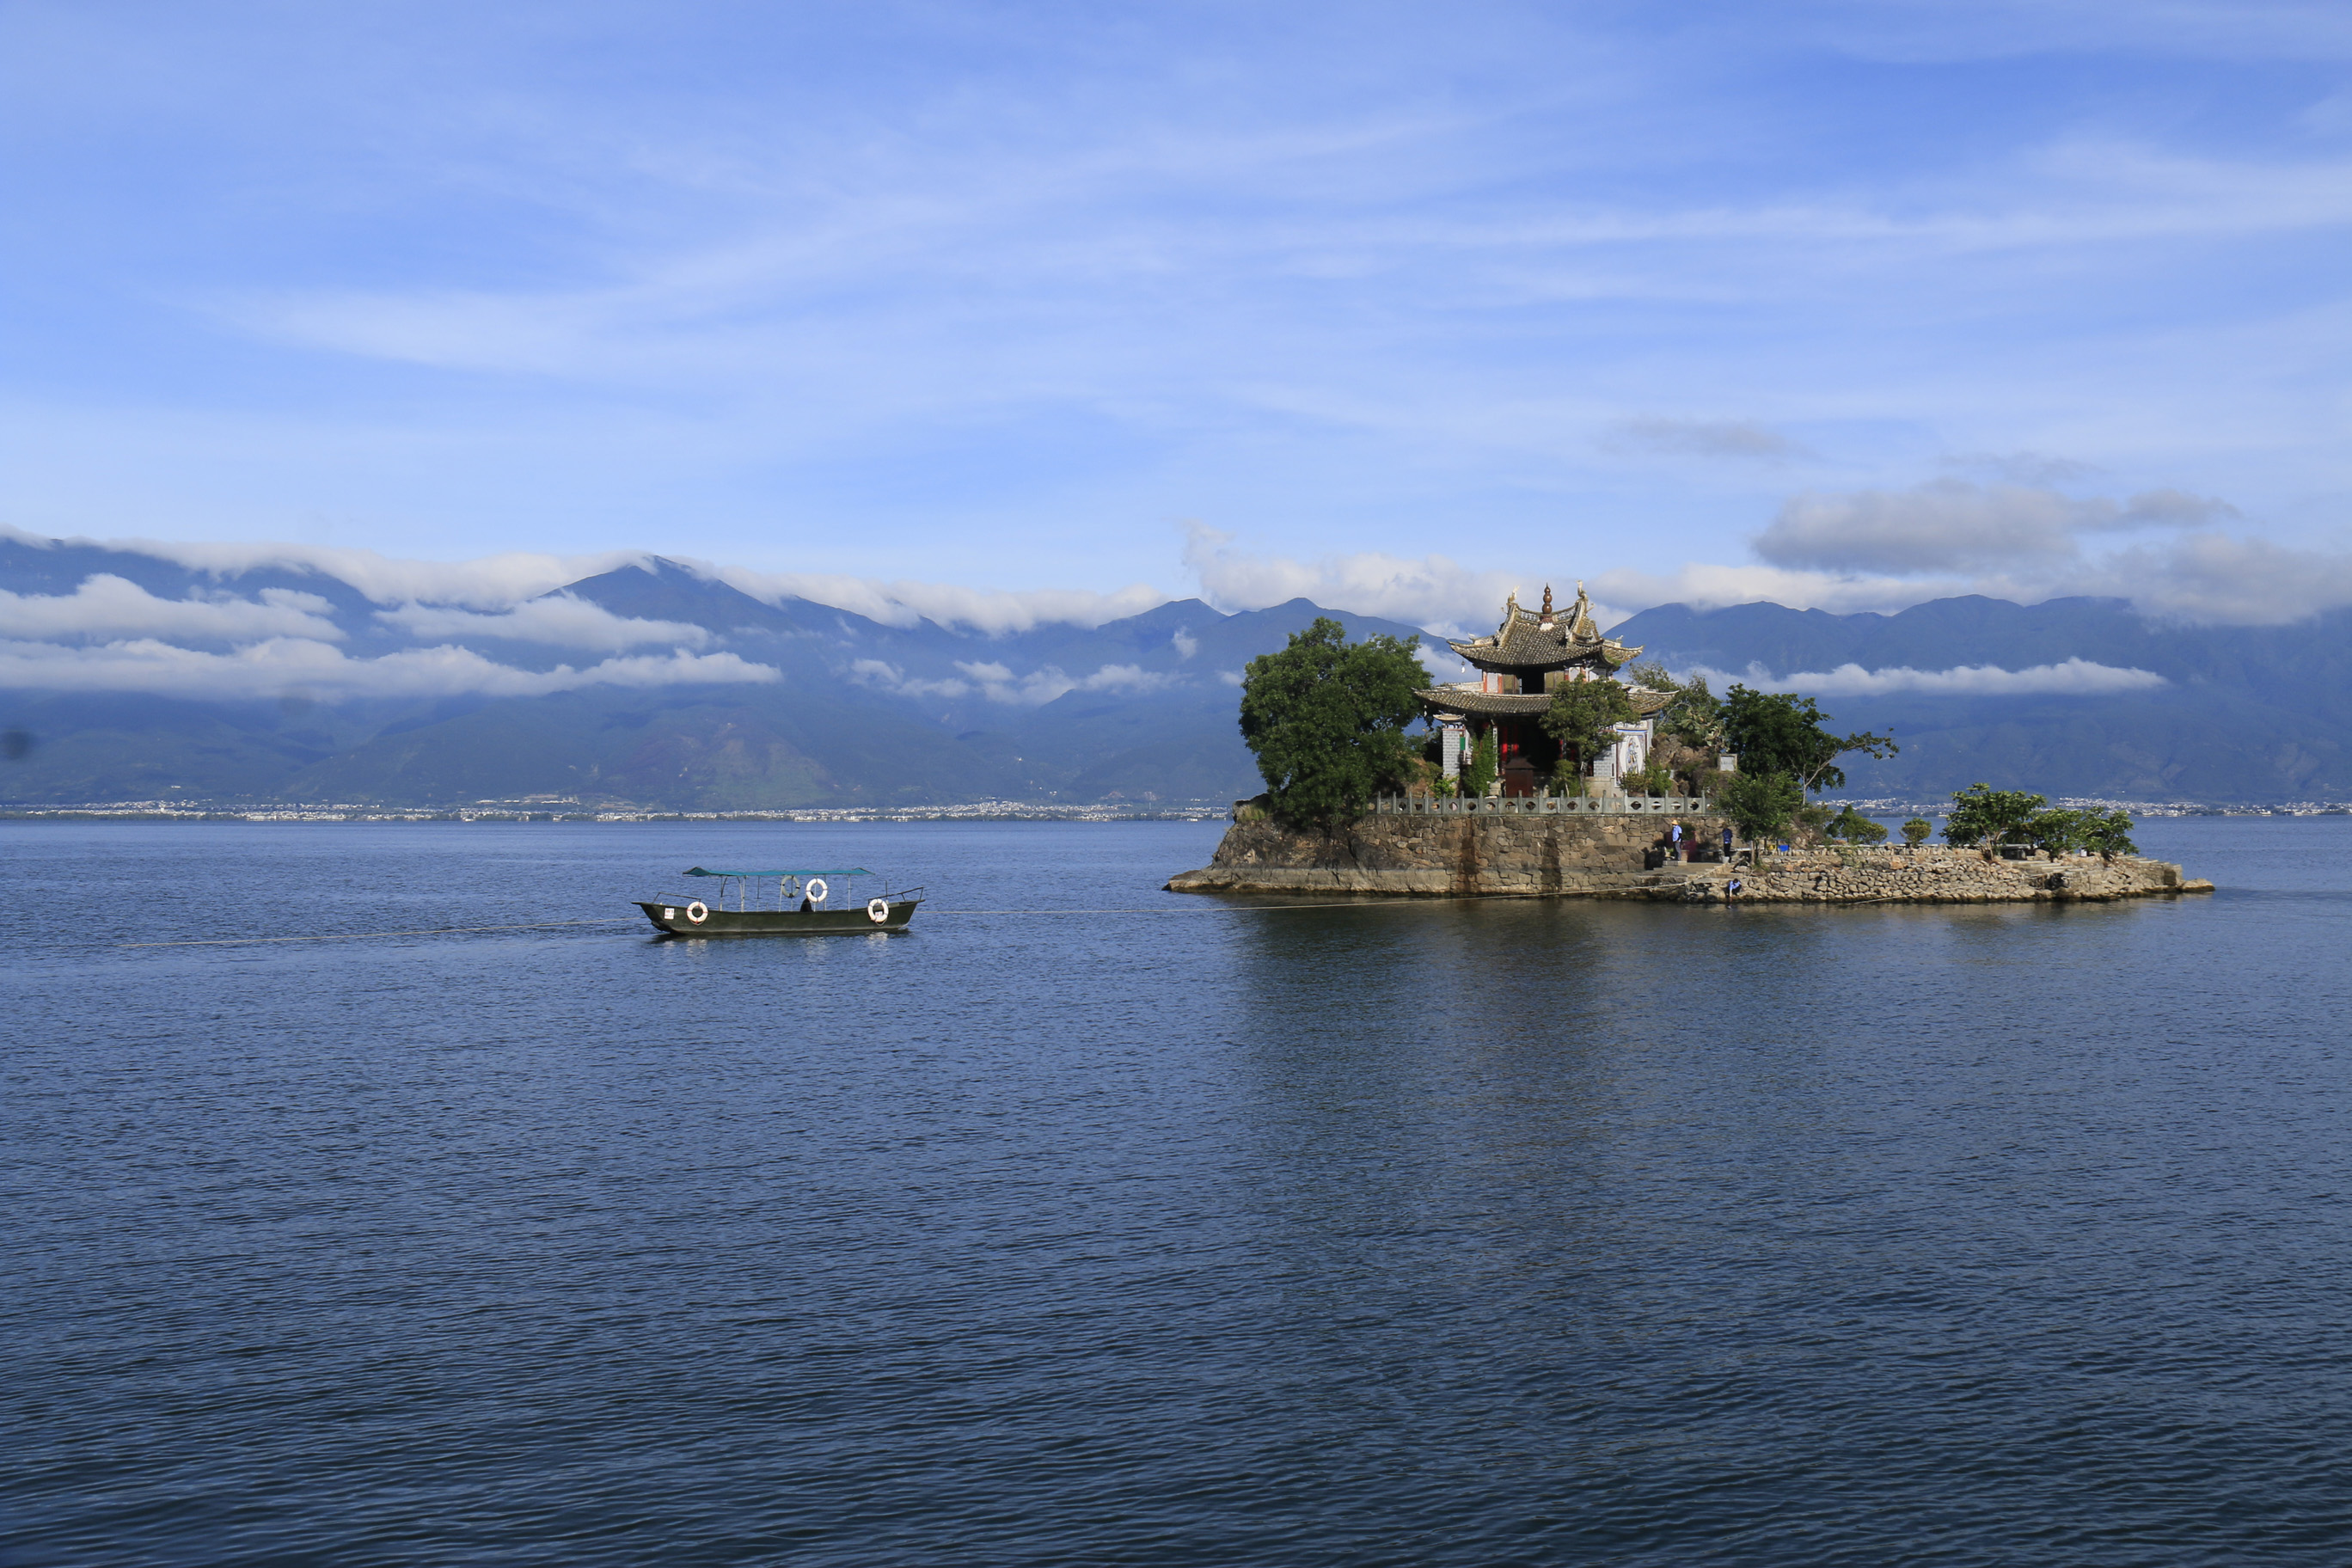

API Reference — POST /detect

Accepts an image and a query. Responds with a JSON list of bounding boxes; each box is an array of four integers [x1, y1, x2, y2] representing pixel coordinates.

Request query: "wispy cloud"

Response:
[[850, 656, 1177, 706], [1183, 524, 1523, 634], [0, 525, 645, 609], [714, 566, 1167, 634], [0, 574, 345, 643], [1753, 480, 2233, 574], [0, 640, 777, 700], [1715, 658, 2169, 698], [375, 595, 709, 651], [1602, 416, 1809, 461]]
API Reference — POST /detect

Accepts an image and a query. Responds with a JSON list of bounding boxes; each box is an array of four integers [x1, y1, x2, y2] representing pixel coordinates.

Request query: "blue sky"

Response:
[[5, 0, 2350, 629]]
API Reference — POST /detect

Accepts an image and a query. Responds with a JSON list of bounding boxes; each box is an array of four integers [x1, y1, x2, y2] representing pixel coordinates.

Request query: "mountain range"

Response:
[[3, 531, 2346, 806], [0, 538, 1443, 808], [1612, 596, 2352, 802]]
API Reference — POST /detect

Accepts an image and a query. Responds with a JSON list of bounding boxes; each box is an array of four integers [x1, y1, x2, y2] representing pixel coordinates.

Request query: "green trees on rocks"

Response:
[[1943, 783, 2047, 852], [1238, 616, 1430, 830], [1826, 805, 1890, 843], [1901, 818, 1933, 848], [2078, 808, 2139, 861]]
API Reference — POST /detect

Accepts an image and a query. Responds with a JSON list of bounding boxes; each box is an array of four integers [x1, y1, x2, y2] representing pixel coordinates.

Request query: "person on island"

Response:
[[1670, 819, 1685, 862], [1722, 824, 1735, 863]]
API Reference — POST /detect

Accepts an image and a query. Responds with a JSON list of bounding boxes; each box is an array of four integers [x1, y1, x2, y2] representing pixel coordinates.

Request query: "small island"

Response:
[[1168, 585, 2212, 905]]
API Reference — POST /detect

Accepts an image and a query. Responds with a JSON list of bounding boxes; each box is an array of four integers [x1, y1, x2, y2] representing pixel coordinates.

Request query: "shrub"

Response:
[[1901, 818, 1932, 848], [1461, 727, 1498, 799]]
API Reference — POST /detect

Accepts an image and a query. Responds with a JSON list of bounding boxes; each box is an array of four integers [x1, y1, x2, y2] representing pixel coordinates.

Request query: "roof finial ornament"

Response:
[[1540, 585, 1553, 619]]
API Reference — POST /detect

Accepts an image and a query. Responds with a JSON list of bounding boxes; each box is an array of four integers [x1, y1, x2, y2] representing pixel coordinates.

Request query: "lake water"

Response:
[[7, 816, 2350, 1565]]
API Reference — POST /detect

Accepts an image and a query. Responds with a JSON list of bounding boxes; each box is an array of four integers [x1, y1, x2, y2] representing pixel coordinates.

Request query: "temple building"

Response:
[[1417, 583, 1670, 797]]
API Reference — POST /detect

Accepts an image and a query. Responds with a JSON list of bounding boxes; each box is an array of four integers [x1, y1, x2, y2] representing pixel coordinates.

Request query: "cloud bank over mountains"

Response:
[[1699, 658, 2169, 700], [2, 480, 2347, 706]]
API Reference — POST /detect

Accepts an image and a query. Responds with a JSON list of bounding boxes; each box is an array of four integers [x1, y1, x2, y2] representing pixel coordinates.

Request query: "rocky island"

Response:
[[1194, 584, 2212, 906], [1167, 802, 2212, 903]]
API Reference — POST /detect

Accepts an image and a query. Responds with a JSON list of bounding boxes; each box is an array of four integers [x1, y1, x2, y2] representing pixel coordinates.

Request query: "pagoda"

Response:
[[1417, 583, 1670, 797]]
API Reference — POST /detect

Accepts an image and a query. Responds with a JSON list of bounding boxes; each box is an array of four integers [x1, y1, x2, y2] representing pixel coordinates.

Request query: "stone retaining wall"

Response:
[[1167, 815, 2212, 903], [1168, 811, 1736, 897]]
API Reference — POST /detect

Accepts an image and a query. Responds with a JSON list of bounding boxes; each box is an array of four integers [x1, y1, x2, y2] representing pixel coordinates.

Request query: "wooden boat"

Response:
[[635, 866, 923, 936]]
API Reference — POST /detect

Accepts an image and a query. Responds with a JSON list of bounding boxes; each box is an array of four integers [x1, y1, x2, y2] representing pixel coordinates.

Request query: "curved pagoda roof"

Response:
[[1447, 583, 1642, 673], [1415, 683, 1672, 721]]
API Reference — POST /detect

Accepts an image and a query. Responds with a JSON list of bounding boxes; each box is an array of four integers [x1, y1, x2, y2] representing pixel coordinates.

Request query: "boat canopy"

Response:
[[683, 867, 873, 878]]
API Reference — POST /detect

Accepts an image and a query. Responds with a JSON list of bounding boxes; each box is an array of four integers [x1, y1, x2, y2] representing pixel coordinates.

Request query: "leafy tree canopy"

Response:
[[1901, 818, 1934, 848], [1943, 783, 2047, 849], [1629, 661, 1724, 746], [1238, 617, 1429, 829], [1721, 686, 1896, 793], [2024, 808, 2090, 858], [2079, 807, 2138, 861], [1540, 677, 1637, 778], [1826, 805, 1890, 844], [1717, 769, 1804, 842]]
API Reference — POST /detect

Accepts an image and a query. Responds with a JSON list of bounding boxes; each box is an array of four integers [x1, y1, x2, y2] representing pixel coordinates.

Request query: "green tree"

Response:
[[1826, 805, 1890, 844], [1901, 818, 1933, 848], [1721, 686, 1896, 793], [1627, 660, 1678, 695], [2079, 807, 2138, 861], [1943, 783, 2047, 853], [1630, 661, 1724, 747], [1540, 677, 1637, 782], [1238, 616, 1430, 830], [1461, 726, 1498, 798], [2024, 808, 2091, 860], [1717, 769, 1804, 843]]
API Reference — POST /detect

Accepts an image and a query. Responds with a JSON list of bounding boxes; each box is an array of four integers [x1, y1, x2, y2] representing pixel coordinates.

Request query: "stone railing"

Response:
[[1372, 793, 1713, 817]]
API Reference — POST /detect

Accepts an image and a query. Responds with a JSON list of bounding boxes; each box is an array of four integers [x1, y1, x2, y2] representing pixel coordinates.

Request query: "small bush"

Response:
[[1901, 818, 1932, 848]]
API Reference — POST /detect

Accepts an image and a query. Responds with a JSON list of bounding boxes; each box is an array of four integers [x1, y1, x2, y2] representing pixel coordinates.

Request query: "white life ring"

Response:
[[684, 900, 708, 924], [805, 879, 827, 904], [867, 897, 889, 923]]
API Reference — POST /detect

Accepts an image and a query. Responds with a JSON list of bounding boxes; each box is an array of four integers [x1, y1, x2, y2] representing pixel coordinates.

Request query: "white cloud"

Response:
[[1732, 658, 2168, 698], [0, 524, 645, 609], [2052, 532, 2352, 625], [0, 574, 346, 642], [1752, 480, 2233, 574], [375, 594, 710, 651], [712, 564, 1167, 634], [848, 658, 971, 699], [0, 639, 777, 700], [850, 655, 1175, 706], [1172, 628, 1199, 659], [1603, 416, 1808, 461], [1183, 524, 1523, 634], [1589, 561, 1972, 622]]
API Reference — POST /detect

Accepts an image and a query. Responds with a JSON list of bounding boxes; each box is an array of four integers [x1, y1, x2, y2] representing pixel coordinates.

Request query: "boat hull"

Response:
[[634, 899, 920, 936]]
